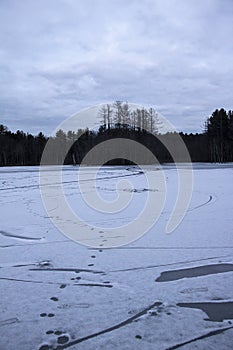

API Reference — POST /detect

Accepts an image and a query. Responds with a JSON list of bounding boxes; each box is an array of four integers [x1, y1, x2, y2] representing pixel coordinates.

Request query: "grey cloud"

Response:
[[0, 0, 232, 134]]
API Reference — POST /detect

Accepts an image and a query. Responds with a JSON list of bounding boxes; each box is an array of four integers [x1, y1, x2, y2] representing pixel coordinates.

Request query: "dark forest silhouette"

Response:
[[0, 105, 233, 166]]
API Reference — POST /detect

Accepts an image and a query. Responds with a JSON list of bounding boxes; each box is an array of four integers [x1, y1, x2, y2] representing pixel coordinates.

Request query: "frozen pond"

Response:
[[0, 164, 233, 349]]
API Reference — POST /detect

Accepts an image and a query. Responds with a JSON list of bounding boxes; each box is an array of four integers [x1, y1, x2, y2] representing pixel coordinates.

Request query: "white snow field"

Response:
[[0, 164, 233, 350]]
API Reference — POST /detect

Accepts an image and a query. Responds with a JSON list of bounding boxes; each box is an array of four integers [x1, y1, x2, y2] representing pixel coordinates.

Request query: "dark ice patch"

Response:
[[177, 301, 233, 322], [156, 264, 233, 282]]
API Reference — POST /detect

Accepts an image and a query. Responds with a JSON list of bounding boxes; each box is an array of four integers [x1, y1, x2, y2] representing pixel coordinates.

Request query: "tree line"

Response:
[[0, 104, 233, 166], [0, 125, 47, 166]]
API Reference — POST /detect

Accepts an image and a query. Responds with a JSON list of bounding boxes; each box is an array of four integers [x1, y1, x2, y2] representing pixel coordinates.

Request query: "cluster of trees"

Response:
[[99, 102, 160, 134], [204, 108, 233, 162], [0, 104, 233, 166], [0, 125, 47, 166]]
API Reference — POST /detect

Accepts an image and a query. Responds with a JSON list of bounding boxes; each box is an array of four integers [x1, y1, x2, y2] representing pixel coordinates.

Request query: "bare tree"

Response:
[[99, 105, 107, 128], [106, 104, 113, 130]]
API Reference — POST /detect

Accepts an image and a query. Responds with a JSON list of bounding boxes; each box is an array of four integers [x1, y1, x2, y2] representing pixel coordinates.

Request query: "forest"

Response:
[[0, 103, 233, 166]]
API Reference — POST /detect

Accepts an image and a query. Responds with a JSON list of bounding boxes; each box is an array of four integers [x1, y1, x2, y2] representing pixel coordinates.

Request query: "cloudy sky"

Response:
[[0, 0, 232, 134]]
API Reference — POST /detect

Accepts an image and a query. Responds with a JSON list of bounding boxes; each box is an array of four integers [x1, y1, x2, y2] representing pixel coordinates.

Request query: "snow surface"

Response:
[[0, 164, 233, 349]]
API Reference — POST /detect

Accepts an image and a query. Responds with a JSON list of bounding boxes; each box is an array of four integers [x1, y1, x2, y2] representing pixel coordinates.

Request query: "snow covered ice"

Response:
[[0, 164, 233, 349]]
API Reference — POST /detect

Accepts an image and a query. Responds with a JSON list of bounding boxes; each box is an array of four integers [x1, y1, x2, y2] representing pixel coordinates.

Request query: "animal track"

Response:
[[71, 277, 81, 281], [54, 331, 63, 335], [50, 297, 58, 302], [38, 344, 51, 350], [40, 313, 55, 318], [41, 330, 70, 349], [57, 335, 69, 344], [135, 335, 142, 339]]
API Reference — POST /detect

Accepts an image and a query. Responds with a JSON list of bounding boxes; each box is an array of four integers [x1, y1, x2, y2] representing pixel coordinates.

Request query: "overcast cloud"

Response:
[[0, 0, 232, 134]]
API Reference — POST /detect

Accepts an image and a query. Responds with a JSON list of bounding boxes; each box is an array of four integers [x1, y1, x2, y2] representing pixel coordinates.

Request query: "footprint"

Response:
[[38, 344, 51, 350], [135, 335, 142, 339], [50, 297, 58, 302], [149, 311, 157, 316], [38, 260, 51, 267], [46, 330, 53, 335], [40, 313, 55, 318], [91, 255, 96, 258], [57, 335, 69, 344], [54, 330, 63, 335], [71, 277, 81, 280], [60, 284, 66, 289], [88, 264, 94, 267]]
